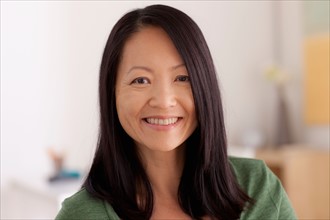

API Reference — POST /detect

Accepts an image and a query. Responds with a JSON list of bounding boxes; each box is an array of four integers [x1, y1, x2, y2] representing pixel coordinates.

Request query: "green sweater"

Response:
[[56, 157, 297, 219]]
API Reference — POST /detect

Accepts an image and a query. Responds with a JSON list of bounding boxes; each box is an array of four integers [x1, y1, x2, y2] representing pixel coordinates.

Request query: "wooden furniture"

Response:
[[256, 145, 330, 219]]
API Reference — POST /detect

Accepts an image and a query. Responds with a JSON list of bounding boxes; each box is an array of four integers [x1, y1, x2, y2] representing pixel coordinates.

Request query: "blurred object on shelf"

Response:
[[303, 34, 330, 124], [303, 0, 329, 125], [256, 145, 330, 220], [227, 145, 256, 159], [264, 66, 291, 86], [47, 148, 81, 182], [264, 65, 292, 147], [241, 129, 265, 149], [275, 84, 292, 146], [1, 176, 83, 219]]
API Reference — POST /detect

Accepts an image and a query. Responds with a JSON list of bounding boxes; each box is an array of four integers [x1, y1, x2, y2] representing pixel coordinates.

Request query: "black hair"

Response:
[[83, 4, 253, 220]]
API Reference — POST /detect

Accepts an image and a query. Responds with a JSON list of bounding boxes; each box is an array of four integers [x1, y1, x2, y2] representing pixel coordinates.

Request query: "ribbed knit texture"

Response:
[[56, 157, 297, 220]]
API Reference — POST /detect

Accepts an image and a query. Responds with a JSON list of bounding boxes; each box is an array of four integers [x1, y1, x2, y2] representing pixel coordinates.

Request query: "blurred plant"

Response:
[[263, 65, 292, 146], [264, 65, 291, 86]]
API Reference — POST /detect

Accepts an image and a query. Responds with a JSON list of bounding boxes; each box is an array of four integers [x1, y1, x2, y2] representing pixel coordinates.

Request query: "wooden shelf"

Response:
[[256, 145, 330, 219]]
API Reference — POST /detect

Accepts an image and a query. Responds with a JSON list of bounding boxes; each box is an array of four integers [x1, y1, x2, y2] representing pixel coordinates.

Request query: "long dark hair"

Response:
[[84, 4, 253, 220]]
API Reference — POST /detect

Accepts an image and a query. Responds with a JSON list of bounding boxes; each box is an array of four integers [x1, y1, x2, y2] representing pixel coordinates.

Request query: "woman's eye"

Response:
[[131, 77, 149, 85], [175, 75, 190, 82]]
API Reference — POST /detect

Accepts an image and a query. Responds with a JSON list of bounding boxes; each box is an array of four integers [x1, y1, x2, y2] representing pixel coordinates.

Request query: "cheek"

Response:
[[116, 94, 134, 120], [116, 92, 147, 143], [116, 91, 145, 125], [186, 90, 196, 114], [186, 91, 198, 127], [116, 96, 137, 139]]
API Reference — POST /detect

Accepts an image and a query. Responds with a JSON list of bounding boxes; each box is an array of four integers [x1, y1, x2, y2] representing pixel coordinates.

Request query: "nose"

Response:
[[148, 83, 177, 109]]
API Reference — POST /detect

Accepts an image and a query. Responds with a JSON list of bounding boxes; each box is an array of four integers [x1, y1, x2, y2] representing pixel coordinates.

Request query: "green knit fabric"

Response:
[[56, 157, 296, 220], [229, 157, 296, 220]]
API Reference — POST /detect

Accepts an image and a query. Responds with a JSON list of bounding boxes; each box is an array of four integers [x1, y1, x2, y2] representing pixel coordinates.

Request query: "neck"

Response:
[[137, 144, 185, 198]]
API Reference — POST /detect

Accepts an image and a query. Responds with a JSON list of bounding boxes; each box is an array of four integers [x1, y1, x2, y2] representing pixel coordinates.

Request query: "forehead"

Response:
[[118, 26, 184, 70], [124, 26, 171, 49]]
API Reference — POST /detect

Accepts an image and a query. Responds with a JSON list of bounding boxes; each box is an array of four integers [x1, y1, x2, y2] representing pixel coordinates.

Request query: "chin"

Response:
[[147, 145, 179, 152], [150, 141, 186, 152]]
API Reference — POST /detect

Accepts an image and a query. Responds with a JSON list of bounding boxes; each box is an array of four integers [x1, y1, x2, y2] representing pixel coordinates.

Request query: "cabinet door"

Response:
[[284, 151, 329, 219]]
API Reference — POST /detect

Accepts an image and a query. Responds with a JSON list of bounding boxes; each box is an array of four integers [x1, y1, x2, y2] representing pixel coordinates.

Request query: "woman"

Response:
[[56, 4, 296, 220]]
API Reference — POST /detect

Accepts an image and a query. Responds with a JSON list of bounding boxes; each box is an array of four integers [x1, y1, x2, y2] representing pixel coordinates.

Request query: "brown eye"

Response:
[[175, 75, 190, 82], [131, 77, 150, 84]]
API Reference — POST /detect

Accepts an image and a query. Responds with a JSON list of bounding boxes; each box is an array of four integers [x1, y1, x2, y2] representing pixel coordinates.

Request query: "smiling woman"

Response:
[[55, 4, 296, 220], [116, 27, 197, 153]]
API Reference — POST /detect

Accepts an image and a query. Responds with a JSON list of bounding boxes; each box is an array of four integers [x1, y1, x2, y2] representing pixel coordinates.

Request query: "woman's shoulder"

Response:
[[228, 156, 266, 171], [228, 156, 296, 219], [228, 156, 269, 184], [55, 188, 119, 220], [229, 156, 280, 200]]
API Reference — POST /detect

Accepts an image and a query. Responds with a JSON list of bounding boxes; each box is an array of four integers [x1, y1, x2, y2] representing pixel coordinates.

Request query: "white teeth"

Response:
[[146, 117, 179, 125]]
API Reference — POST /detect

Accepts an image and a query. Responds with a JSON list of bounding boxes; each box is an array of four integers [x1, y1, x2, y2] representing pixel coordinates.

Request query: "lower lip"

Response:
[[142, 118, 182, 131]]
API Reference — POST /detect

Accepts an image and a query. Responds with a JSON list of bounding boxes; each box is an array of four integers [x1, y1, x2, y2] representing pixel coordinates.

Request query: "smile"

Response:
[[144, 117, 180, 126]]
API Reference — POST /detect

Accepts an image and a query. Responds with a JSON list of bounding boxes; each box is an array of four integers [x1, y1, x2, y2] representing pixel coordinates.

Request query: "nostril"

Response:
[[148, 96, 177, 109]]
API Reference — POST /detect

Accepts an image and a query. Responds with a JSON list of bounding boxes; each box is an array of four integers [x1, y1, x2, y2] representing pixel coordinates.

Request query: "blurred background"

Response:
[[1, 1, 329, 219]]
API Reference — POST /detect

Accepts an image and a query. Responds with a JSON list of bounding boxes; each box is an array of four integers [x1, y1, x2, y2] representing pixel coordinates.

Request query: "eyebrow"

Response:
[[171, 63, 186, 70], [127, 66, 153, 75], [126, 63, 186, 75]]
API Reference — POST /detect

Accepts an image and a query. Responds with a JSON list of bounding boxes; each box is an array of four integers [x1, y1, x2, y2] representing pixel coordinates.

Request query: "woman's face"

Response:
[[115, 26, 197, 152]]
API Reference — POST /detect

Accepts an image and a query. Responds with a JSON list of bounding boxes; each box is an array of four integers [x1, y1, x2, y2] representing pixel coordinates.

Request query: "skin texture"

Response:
[[115, 27, 198, 219], [115, 26, 197, 153]]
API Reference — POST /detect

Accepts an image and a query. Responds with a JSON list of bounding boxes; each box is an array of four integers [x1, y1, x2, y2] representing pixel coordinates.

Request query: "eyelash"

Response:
[[175, 75, 190, 82], [131, 77, 149, 85], [130, 75, 190, 85]]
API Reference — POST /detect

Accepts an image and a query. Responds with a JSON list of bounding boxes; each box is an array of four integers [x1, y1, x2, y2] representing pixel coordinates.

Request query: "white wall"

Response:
[[276, 1, 329, 149], [1, 1, 277, 188], [1, 1, 300, 189]]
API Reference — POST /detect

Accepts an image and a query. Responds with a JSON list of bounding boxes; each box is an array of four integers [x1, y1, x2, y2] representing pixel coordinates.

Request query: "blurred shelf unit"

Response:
[[1, 177, 83, 219], [256, 145, 330, 220]]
